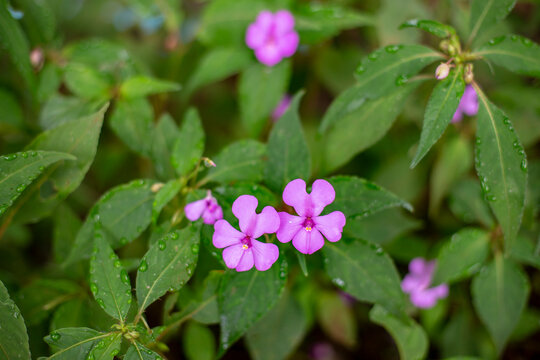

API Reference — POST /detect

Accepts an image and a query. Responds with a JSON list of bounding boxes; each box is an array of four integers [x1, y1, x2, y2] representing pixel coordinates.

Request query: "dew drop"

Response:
[[3, 154, 17, 161], [114, 259, 122, 268], [158, 240, 166, 251], [385, 44, 401, 53], [357, 65, 365, 74], [191, 244, 199, 254], [395, 74, 408, 86], [31, 151, 37, 157], [38, 166, 45, 171], [16, 184, 26, 193], [520, 37, 532, 47], [21, 152, 28, 158], [170, 232, 179, 240], [487, 195, 497, 202], [488, 36, 505, 45], [96, 298, 105, 307], [476, 137, 481, 145], [50, 332, 61, 341], [139, 259, 148, 272], [90, 283, 98, 296], [521, 159, 528, 171], [120, 270, 130, 285], [368, 52, 379, 61], [333, 278, 345, 287], [510, 35, 518, 42]]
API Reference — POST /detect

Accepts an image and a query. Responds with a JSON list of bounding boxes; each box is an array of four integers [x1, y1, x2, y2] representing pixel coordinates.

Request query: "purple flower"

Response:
[[271, 94, 292, 121], [185, 190, 223, 225], [245, 10, 299, 67], [212, 195, 280, 272], [452, 85, 478, 123], [277, 179, 346, 255], [401, 257, 449, 309]]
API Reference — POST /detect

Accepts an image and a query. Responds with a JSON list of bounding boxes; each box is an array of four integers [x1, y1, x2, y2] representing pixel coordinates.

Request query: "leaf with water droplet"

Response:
[[136, 223, 201, 312], [472, 255, 529, 354], [217, 259, 287, 356], [44, 327, 108, 359], [411, 66, 466, 168], [473, 85, 527, 248], [468, 0, 516, 46], [476, 35, 540, 78], [322, 239, 407, 320], [90, 231, 131, 321], [171, 108, 205, 177], [0, 150, 75, 217], [152, 178, 182, 224], [0, 280, 31, 359], [88, 332, 122, 360], [399, 18, 457, 38], [124, 342, 162, 360]]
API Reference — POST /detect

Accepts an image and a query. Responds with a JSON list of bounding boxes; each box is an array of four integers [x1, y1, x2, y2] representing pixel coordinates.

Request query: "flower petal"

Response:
[[277, 31, 299, 58], [409, 257, 428, 275], [251, 239, 279, 271], [251, 206, 280, 239], [410, 287, 443, 309], [292, 228, 325, 254], [255, 44, 282, 67], [184, 199, 207, 221], [282, 178, 309, 216], [274, 10, 295, 35], [432, 283, 449, 299], [276, 212, 304, 243], [310, 179, 335, 216], [232, 195, 258, 234], [235, 249, 255, 272], [314, 211, 345, 242], [202, 204, 223, 225], [461, 85, 478, 116], [401, 274, 423, 294], [255, 10, 274, 30], [246, 24, 267, 49], [222, 244, 246, 269], [213, 220, 244, 248]]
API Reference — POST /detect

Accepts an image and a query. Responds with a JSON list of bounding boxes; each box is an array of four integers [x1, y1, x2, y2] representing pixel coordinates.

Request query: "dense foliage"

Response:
[[1, 0, 540, 359]]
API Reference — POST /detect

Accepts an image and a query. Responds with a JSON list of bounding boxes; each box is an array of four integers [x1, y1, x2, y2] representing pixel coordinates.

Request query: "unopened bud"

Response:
[[151, 182, 165, 193], [464, 63, 474, 84], [439, 40, 450, 53], [30, 47, 44, 70], [203, 157, 216, 168], [435, 63, 450, 80]]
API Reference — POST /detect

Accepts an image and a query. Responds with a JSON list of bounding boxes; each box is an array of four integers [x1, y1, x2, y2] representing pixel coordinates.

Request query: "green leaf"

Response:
[[323, 239, 407, 318], [399, 19, 457, 38], [171, 108, 205, 177], [316, 291, 357, 348], [185, 48, 252, 96], [136, 223, 200, 312], [508, 236, 540, 270], [39, 95, 104, 130], [323, 80, 423, 172], [202, 140, 266, 185], [245, 290, 308, 360], [0, 0, 36, 91], [239, 61, 291, 136], [120, 75, 181, 98], [183, 322, 216, 360], [295, 3, 374, 44], [14, 104, 108, 222], [15, 279, 81, 326], [353, 44, 442, 97], [64, 63, 112, 100], [327, 176, 412, 218], [53, 204, 82, 263], [432, 228, 490, 285], [264, 92, 310, 192], [110, 97, 153, 157], [44, 327, 108, 360], [124, 342, 163, 360], [429, 136, 473, 215], [151, 113, 180, 180], [0, 280, 31, 360], [473, 85, 527, 247], [411, 67, 466, 168], [472, 256, 529, 353], [152, 179, 182, 224], [467, 0, 516, 45], [12, 0, 55, 44], [37, 63, 61, 103], [0, 88, 23, 130], [218, 259, 287, 353], [0, 151, 75, 216], [370, 305, 429, 360], [87, 333, 122, 360], [90, 232, 132, 321], [475, 35, 540, 78], [449, 179, 495, 228], [66, 179, 155, 264]]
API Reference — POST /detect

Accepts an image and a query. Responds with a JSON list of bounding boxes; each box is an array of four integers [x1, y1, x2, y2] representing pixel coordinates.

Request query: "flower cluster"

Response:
[[245, 10, 299, 67], [185, 179, 346, 272], [401, 257, 449, 309]]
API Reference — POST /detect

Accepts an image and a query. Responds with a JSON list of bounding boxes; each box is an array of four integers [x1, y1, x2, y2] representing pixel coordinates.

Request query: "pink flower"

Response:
[[277, 179, 346, 254], [245, 10, 299, 67], [271, 94, 292, 121], [212, 195, 280, 272], [452, 85, 478, 123], [185, 191, 223, 225], [401, 257, 449, 309]]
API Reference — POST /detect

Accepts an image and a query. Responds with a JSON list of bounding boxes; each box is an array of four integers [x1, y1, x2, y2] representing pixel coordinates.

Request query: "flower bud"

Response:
[[464, 63, 474, 84], [30, 47, 44, 70], [435, 63, 450, 80], [203, 157, 216, 168], [439, 40, 450, 53], [151, 182, 164, 193]]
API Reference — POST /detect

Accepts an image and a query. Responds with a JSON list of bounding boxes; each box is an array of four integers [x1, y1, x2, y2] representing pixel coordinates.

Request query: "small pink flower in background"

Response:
[[452, 85, 478, 123], [213, 195, 280, 272], [435, 62, 450, 80], [310, 342, 336, 360], [277, 179, 346, 255], [246, 10, 299, 67], [401, 257, 449, 309], [272, 94, 292, 121], [184, 190, 223, 225]]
